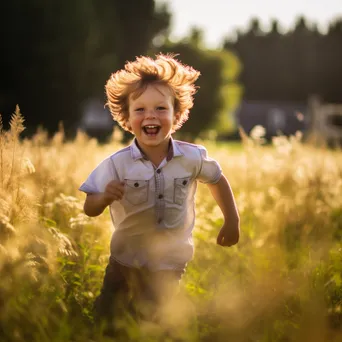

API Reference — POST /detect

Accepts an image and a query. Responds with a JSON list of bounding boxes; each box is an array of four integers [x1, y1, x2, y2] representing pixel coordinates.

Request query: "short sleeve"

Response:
[[196, 146, 222, 184], [79, 157, 117, 194]]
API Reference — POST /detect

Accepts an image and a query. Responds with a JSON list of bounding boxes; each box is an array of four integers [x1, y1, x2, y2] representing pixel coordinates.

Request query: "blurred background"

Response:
[[1, 0, 341, 143], [0, 3, 342, 341]]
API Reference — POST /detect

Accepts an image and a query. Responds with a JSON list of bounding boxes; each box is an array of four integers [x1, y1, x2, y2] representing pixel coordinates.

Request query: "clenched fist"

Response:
[[103, 180, 125, 205]]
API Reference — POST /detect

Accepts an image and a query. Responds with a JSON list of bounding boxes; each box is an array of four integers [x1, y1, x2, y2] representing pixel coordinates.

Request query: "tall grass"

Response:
[[0, 109, 341, 341]]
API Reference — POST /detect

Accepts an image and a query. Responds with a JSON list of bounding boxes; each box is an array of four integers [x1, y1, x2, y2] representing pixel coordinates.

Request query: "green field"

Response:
[[0, 112, 341, 341]]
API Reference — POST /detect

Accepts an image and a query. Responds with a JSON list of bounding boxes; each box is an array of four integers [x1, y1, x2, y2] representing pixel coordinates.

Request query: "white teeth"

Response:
[[145, 125, 159, 128]]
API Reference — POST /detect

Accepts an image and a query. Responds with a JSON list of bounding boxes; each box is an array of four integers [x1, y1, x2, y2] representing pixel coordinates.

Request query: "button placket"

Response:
[[154, 168, 164, 226]]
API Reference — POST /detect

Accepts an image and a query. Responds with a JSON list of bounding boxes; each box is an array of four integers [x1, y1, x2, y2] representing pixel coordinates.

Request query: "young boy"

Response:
[[79, 54, 240, 324]]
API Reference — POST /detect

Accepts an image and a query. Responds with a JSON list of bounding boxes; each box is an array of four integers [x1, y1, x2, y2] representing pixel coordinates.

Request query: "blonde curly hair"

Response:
[[105, 54, 200, 132]]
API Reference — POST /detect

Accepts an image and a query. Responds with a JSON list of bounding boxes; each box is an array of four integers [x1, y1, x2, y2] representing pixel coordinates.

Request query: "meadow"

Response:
[[0, 108, 341, 342]]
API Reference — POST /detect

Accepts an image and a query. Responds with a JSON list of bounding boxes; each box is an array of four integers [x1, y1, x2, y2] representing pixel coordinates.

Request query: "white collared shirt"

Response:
[[79, 138, 222, 271]]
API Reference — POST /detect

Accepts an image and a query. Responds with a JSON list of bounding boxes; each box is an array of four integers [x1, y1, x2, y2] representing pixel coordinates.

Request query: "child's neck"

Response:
[[136, 139, 171, 168], [149, 152, 166, 168]]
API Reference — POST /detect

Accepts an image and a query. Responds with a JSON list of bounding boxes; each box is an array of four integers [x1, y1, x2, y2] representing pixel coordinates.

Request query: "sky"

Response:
[[157, 0, 342, 47]]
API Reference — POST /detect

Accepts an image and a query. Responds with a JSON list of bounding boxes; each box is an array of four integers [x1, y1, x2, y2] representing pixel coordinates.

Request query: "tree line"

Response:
[[0, 1, 241, 139], [0, 0, 170, 135], [1, 1, 340, 139], [223, 16, 342, 104]]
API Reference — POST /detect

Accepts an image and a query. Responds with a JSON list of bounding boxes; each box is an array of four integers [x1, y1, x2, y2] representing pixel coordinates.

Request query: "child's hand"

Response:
[[216, 221, 239, 247], [103, 180, 125, 205]]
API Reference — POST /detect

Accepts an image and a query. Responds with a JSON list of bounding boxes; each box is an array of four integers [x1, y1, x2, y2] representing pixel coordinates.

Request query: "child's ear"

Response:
[[173, 112, 181, 124]]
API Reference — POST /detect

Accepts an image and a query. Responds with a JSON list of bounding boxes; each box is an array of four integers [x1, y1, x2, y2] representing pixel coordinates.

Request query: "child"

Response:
[[79, 54, 240, 326]]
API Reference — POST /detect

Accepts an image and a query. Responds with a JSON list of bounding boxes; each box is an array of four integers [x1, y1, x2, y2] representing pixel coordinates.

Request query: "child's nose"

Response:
[[146, 109, 157, 119]]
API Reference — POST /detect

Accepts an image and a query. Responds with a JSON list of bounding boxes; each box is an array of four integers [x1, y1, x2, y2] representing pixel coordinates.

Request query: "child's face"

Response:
[[127, 84, 176, 151]]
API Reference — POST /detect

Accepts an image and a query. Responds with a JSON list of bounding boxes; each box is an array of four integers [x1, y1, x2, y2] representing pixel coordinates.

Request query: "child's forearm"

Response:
[[207, 175, 240, 223], [84, 193, 109, 217]]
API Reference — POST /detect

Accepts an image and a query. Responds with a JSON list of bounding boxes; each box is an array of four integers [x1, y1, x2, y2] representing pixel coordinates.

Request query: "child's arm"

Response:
[[206, 175, 240, 246], [84, 180, 125, 217]]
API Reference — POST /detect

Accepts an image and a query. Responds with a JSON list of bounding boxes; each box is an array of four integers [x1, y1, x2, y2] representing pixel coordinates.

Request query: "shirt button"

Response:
[[134, 182, 139, 187], [158, 194, 163, 199], [183, 180, 188, 185], [156, 169, 161, 174]]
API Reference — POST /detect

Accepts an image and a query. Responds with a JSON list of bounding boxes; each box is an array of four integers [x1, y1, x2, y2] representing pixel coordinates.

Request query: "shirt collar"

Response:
[[130, 137, 183, 162]]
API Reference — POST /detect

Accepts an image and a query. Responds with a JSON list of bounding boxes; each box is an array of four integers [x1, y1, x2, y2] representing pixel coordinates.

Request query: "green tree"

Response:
[[223, 15, 342, 103], [0, 0, 171, 135], [155, 28, 242, 139]]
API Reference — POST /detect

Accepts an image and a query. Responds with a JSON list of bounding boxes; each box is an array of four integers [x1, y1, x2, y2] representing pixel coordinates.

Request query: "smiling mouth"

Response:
[[143, 125, 161, 135]]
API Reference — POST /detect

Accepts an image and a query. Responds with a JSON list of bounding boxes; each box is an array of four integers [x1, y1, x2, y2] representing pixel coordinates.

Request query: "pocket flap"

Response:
[[174, 177, 190, 187], [125, 179, 148, 189]]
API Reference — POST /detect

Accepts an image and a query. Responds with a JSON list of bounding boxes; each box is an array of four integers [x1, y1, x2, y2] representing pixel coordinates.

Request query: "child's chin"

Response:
[[145, 140, 161, 146]]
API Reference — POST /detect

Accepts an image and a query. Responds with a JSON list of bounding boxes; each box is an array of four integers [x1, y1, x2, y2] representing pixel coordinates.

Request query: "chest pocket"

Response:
[[174, 177, 191, 205], [124, 179, 149, 205]]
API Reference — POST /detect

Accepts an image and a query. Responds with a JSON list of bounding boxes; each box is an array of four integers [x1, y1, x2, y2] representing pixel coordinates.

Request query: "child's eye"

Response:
[[135, 108, 144, 112], [156, 107, 166, 111]]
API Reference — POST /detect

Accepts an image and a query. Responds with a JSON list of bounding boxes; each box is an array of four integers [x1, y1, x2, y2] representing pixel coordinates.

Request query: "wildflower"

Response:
[[250, 125, 266, 145]]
